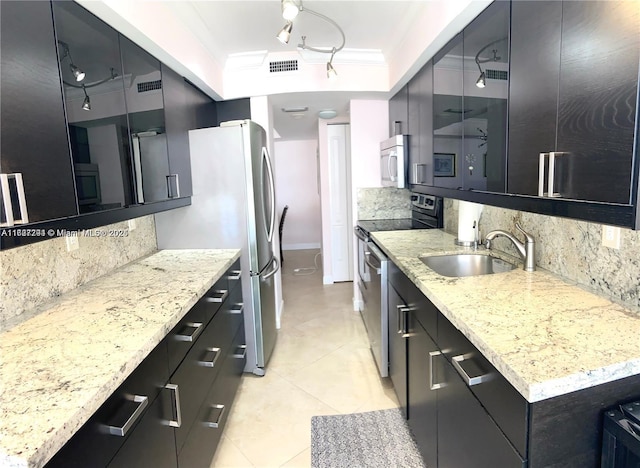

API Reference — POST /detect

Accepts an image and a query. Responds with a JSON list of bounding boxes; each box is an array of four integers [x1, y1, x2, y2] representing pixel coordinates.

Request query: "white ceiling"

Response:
[[176, 1, 432, 140]]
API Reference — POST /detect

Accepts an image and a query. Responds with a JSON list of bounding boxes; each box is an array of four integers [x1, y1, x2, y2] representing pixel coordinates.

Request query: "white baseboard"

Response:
[[283, 243, 321, 250], [323, 274, 333, 285]]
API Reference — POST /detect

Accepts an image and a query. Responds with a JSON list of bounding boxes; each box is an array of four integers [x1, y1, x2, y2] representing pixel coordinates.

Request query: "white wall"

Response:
[[273, 140, 321, 250]]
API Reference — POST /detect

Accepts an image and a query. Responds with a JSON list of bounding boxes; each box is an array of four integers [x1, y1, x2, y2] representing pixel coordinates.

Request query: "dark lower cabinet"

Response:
[[437, 357, 524, 468], [46, 262, 244, 468], [388, 284, 408, 417]]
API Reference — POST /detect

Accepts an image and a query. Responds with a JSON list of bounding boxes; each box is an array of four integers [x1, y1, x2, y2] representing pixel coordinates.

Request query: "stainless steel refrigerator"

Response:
[[154, 120, 278, 376]]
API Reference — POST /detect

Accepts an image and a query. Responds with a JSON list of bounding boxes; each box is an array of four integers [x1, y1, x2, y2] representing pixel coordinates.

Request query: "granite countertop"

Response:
[[0, 249, 240, 468], [372, 229, 640, 403]]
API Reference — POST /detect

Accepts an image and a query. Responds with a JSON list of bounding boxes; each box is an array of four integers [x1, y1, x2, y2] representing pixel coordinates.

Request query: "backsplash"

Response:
[[357, 187, 411, 219], [445, 199, 640, 310], [0, 216, 157, 328]]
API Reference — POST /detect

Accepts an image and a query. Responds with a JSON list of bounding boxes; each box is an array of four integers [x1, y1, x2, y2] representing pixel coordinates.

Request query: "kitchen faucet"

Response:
[[484, 223, 536, 271]]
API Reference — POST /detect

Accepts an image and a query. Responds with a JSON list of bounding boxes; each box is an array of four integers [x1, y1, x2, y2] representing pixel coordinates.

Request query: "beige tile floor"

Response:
[[211, 249, 399, 468]]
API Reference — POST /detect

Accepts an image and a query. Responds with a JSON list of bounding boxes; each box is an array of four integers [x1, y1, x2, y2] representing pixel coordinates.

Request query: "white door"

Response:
[[327, 124, 353, 282]]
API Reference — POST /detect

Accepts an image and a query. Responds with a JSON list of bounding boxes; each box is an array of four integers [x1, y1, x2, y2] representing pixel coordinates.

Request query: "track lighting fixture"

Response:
[[474, 37, 506, 89], [277, 22, 293, 45], [81, 85, 91, 111], [58, 41, 85, 82], [275, 0, 345, 79]]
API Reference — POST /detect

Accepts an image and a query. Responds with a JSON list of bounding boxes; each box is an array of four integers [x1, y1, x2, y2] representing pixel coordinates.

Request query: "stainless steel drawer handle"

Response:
[[230, 303, 244, 315], [233, 344, 247, 359], [165, 383, 182, 428], [198, 347, 221, 368], [452, 353, 492, 387], [174, 322, 204, 342], [205, 404, 226, 429], [106, 395, 148, 437], [429, 351, 445, 390], [227, 270, 242, 281], [206, 290, 228, 303]]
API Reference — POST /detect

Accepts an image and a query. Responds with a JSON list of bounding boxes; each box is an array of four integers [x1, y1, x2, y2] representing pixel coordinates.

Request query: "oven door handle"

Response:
[[364, 252, 381, 273], [354, 228, 368, 242]]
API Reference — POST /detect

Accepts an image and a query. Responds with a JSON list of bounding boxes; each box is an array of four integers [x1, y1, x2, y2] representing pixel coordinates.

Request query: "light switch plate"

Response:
[[65, 235, 79, 252], [128, 219, 137, 231], [602, 225, 621, 249]]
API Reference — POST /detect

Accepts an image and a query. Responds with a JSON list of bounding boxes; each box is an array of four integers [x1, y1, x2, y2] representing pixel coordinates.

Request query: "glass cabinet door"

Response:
[[52, 1, 134, 214], [120, 37, 171, 203], [462, 1, 509, 193], [432, 34, 464, 190]]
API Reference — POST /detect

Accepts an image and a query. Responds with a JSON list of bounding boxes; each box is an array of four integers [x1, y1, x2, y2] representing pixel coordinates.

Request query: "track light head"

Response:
[[281, 0, 299, 21], [277, 22, 293, 45], [70, 63, 85, 82], [326, 61, 337, 80], [476, 71, 486, 88], [81, 86, 91, 111]]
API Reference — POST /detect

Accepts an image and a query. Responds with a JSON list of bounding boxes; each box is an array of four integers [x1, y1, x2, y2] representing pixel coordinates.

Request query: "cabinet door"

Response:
[[108, 389, 177, 468], [0, 1, 77, 224], [555, 1, 639, 204], [462, 1, 509, 193], [507, 1, 561, 197], [407, 314, 438, 467], [52, 1, 135, 214], [388, 284, 408, 417], [408, 63, 434, 186], [389, 85, 408, 137], [438, 358, 525, 468], [120, 36, 171, 203], [432, 34, 464, 190]]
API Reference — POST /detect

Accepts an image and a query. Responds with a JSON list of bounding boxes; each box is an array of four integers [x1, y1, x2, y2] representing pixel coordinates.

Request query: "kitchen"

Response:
[[1, 1, 640, 467]]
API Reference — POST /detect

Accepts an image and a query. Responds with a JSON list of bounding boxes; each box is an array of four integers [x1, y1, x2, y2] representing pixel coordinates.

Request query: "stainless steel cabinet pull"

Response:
[[397, 305, 410, 336], [538, 152, 564, 198], [205, 404, 226, 429], [106, 395, 148, 436], [174, 322, 204, 342], [429, 351, 445, 390], [198, 347, 221, 368], [0, 173, 29, 227], [166, 174, 180, 198], [538, 153, 548, 197], [233, 344, 247, 359], [452, 353, 492, 386], [165, 384, 182, 428], [227, 270, 242, 281], [206, 290, 228, 303], [230, 303, 244, 315]]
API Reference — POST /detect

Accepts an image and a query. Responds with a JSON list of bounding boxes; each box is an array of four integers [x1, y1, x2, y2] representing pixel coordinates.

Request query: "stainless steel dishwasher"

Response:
[[360, 240, 388, 377]]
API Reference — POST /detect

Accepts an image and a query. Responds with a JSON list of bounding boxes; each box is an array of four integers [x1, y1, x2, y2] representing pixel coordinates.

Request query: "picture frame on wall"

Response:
[[434, 153, 456, 177]]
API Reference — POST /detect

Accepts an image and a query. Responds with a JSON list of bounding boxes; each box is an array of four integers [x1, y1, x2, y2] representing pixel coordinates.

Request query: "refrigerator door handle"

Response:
[[260, 255, 280, 280], [132, 135, 145, 204], [262, 146, 276, 243]]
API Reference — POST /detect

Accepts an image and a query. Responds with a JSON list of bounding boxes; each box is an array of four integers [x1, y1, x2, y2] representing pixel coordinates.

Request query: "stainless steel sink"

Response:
[[420, 253, 516, 277]]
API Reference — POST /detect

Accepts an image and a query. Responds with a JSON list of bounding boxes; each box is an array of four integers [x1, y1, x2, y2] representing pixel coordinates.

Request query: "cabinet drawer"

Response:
[[177, 325, 245, 468], [46, 340, 169, 467], [168, 304, 206, 374], [438, 314, 528, 458]]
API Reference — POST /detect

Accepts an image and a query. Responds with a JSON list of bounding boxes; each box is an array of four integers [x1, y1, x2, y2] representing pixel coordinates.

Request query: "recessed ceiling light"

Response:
[[318, 109, 337, 119]]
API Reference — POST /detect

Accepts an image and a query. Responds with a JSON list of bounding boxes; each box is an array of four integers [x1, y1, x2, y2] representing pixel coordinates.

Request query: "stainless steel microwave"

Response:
[[380, 135, 407, 188]]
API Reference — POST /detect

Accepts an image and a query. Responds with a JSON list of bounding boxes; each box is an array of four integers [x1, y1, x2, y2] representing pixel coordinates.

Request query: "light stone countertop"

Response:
[[372, 229, 640, 403], [0, 249, 240, 468]]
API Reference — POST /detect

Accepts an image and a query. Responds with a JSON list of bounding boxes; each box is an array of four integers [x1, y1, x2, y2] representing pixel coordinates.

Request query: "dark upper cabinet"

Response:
[[52, 0, 135, 214], [0, 0, 78, 224], [432, 33, 464, 190], [408, 62, 434, 186], [120, 36, 172, 203], [462, 1, 509, 193], [389, 84, 408, 137], [508, 1, 639, 204]]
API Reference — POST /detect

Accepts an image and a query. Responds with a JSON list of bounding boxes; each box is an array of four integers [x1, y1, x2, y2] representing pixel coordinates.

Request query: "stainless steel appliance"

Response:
[[380, 135, 408, 188], [154, 120, 279, 376], [355, 194, 443, 377]]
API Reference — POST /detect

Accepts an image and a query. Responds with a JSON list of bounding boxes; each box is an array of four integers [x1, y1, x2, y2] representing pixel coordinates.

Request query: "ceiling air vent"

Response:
[[486, 69, 508, 81], [137, 80, 162, 93], [269, 60, 298, 73]]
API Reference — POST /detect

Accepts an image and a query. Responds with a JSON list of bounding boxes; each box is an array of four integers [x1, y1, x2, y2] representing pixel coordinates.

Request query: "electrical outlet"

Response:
[[65, 235, 79, 252], [128, 219, 137, 231], [601, 225, 621, 249]]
